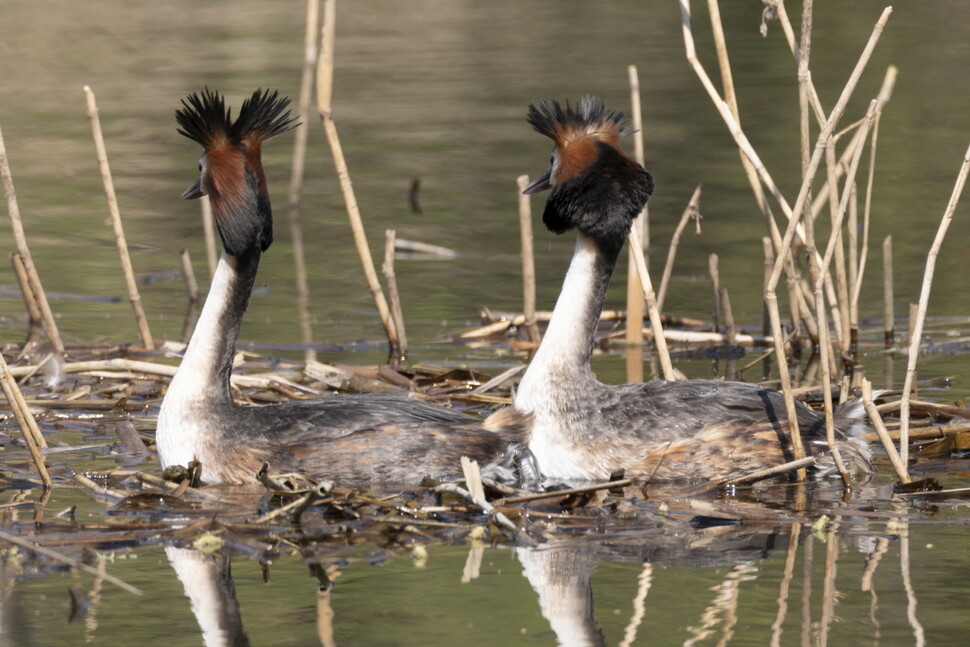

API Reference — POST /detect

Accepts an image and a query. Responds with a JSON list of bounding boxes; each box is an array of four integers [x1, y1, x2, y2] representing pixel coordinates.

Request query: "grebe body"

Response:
[[157, 88, 526, 484], [517, 97, 869, 482]]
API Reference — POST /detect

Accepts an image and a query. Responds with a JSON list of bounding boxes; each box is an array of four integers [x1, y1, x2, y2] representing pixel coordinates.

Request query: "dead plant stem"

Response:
[[83, 86, 153, 351], [899, 139, 970, 467]]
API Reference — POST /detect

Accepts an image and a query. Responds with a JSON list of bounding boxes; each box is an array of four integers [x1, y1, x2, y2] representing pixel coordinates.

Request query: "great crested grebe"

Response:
[[516, 96, 870, 483], [157, 88, 527, 484]]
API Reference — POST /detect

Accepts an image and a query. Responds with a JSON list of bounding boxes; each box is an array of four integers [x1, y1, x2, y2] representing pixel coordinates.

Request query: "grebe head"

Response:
[[176, 87, 298, 256], [523, 96, 654, 250]]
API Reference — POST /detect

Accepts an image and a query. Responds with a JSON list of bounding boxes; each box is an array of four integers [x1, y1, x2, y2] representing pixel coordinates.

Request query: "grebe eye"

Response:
[[549, 155, 554, 166], [198, 162, 203, 172]]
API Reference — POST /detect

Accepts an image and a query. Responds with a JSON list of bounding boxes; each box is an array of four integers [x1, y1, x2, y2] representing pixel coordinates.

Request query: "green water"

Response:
[[2, 0, 970, 644]]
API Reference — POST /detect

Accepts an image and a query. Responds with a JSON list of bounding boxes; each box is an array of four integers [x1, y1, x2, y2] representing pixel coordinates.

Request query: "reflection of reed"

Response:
[[684, 561, 759, 647], [861, 536, 889, 639], [618, 562, 652, 647], [770, 522, 800, 647], [818, 517, 841, 646], [900, 528, 926, 646]]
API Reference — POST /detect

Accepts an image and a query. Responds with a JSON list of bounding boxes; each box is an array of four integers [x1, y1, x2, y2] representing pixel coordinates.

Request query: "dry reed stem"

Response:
[[0, 356, 51, 485], [811, 100, 877, 485], [0, 529, 141, 596], [83, 87, 153, 351], [719, 287, 737, 346], [625, 64, 648, 345], [766, 0, 827, 124], [199, 196, 217, 279], [0, 121, 65, 354], [882, 235, 894, 347], [179, 249, 199, 301], [288, 0, 321, 365], [848, 184, 859, 337], [823, 141, 851, 351], [899, 140, 970, 467], [861, 379, 910, 483], [496, 478, 634, 506], [687, 1, 890, 330], [315, 0, 399, 349], [516, 175, 541, 344], [382, 229, 408, 359], [656, 184, 702, 312], [709, 254, 721, 332], [759, 8, 890, 465], [0, 357, 48, 450], [11, 252, 43, 336], [627, 227, 675, 380]]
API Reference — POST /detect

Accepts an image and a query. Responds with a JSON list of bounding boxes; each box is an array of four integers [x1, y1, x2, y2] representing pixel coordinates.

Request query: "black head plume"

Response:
[[176, 88, 298, 256], [524, 96, 653, 251]]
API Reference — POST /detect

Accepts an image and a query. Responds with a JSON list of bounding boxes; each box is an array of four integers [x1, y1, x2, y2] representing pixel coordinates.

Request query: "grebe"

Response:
[[516, 96, 870, 482], [157, 88, 527, 484]]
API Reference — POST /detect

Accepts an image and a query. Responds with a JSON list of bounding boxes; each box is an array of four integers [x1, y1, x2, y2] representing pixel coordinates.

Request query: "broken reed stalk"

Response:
[[11, 252, 43, 339], [882, 235, 894, 348], [83, 86, 154, 351], [709, 254, 721, 332], [0, 121, 65, 355], [0, 529, 141, 596], [861, 378, 909, 483], [516, 175, 541, 344], [899, 140, 970, 468], [625, 64, 648, 346], [627, 227, 675, 380], [200, 196, 217, 279], [287, 0, 321, 365], [656, 184, 702, 312], [315, 0, 399, 349], [179, 249, 199, 301], [0, 354, 51, 486], [382, 229, 408, 360]]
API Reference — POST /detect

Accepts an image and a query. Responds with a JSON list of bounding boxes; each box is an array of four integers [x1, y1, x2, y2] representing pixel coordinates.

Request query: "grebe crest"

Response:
[[176, 87, 298, 255]]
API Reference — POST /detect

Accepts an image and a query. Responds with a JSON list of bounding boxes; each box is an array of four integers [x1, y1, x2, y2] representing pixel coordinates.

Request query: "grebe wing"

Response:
[[228, 392, 476, 441], [606, 379, 830, 442], [252, 410, 529, 483]]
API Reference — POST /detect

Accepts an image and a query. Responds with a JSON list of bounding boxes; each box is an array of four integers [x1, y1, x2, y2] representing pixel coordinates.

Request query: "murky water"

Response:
[[2, 0, 970, 644]]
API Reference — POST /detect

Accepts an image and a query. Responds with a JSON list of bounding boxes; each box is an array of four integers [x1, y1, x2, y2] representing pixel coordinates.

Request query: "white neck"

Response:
[[157, 251, 246, 469], [516, 235, 602, 412]]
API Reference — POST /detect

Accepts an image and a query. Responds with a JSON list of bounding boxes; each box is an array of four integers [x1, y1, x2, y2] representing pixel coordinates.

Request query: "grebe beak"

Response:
[[181, 177, 206, 200], [522, 168, 553, 195]]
